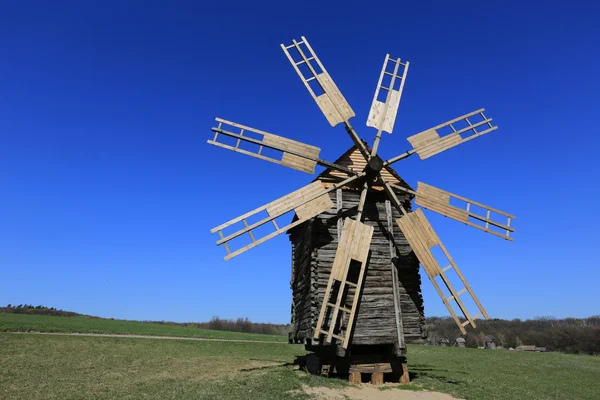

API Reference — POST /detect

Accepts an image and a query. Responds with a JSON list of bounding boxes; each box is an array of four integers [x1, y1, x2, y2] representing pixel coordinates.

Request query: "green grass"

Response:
[[406, 345, 600, 399], [0, 313, 287, 342], [1, 315, 599, 399], [0, 333, 340, 400]]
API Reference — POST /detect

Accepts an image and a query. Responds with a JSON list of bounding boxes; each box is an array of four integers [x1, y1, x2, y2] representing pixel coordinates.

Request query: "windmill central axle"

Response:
[[363, 154, 384, 179]]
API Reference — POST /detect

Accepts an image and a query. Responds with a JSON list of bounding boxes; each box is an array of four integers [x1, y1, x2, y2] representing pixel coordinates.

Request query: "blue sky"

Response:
[[1, 1, 599, 323]]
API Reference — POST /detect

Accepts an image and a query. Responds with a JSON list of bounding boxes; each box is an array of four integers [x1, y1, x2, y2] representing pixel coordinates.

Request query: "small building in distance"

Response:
[[454, 337, 466, 348], [437, 338, 450, 347], [483, 335, 497, 349]]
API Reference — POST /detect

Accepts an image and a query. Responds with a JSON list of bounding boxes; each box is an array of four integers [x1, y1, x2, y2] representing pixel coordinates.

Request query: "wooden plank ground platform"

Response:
[[304, 353, 410, 385]]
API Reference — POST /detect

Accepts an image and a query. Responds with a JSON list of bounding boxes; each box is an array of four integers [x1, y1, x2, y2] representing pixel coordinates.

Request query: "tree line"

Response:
[[0, 305, 290, 336], [424, 316, 600, 355], [3, 305, 598, 353], [1, 304, 81, 317]]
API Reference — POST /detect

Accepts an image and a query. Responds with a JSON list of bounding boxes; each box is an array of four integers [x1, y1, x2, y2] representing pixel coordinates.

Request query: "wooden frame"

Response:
[[406, 109, 498, 160], [415, 182, 515, 240], [211, 173, 365, 260], [367, 55, 409, 135], [314, 218, 374, 348], [209, 118, 321, 174], [281, 37, 355, 127], [396, 209, 489, 334]]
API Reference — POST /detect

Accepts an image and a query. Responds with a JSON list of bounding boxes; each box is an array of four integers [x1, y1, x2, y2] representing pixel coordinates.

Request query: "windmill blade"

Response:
[[314, 218, 374, 348], [396, 209, 489, 334], [212, 174, 363, 260], [366, 55, 409, 134], [415, 182, 515, 241], [209, 118, 321, 174], [406, 109, 498, 160], [281, 36, 355, 127]]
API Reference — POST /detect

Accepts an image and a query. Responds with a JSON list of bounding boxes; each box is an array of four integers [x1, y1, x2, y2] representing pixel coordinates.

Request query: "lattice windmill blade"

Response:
[[414, 182, 516, 241], [211, 174, 362, 260], [396, 209, 489, 334], [367, 55, 409, 135], [209, 118, 322, 174], [281, 36, 355, 127], [405, 109, 498, 160], [314, 217, 374, 349]]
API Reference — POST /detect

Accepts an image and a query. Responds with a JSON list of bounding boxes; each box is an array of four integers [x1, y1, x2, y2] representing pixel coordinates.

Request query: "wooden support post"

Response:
[[349, 372, 361, 384], [399, 363, 410, 384], [386, 200, 405, 350], [336, 188, 343, 240], [371, 372, 384, 385]]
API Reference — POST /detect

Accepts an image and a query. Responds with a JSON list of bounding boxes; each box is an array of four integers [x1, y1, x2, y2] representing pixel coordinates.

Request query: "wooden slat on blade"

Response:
[[330, 219, 373, 282], [406, 110, 497, 160], [366, 56, 408, 134], [218, 183, 333, 260], [395, 209, 486, 333], [265, 181, 324, 217], [281, 37, 354, 127], [330, 219, 354, 281], [295, 193, 334, 221], [317, 72, 355, 124], [348, 219, 373, 263], [415, 182, 515, 240], [396, 211, 440, 278], [213, 118, 320, 174]]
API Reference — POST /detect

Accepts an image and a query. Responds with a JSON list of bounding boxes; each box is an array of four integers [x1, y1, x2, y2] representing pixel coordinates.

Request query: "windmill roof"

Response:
[[483, 335, 496, 341], [314, 141, 413, 194], [455, 337, 466, 343]]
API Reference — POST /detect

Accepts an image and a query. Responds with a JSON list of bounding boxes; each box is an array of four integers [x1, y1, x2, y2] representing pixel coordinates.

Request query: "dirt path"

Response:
[[299, 384, 461, 400], [3, 331, 288, 344]]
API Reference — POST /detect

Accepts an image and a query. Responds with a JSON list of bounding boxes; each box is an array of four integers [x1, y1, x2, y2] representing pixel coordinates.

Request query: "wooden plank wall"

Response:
[[289, 188, 425, 347]]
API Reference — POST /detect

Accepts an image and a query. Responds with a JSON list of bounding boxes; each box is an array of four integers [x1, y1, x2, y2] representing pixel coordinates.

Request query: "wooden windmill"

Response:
[[208, 36, 515, 373]]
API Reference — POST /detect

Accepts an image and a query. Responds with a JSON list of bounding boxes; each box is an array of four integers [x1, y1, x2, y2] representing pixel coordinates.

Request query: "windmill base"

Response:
[[302, 351, 410, 385]]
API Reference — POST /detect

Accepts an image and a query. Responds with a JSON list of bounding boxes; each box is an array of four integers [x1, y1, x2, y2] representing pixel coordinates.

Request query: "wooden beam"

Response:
[[406, 109, 498, 160], [386, 200, 405, 350], [396, 209, 488, 333], [415, 182, 515, 240]]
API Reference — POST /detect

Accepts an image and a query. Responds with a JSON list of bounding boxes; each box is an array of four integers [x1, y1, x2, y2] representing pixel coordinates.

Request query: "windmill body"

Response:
[[208, 36, 515, 382], [289, 145, 426, 353]]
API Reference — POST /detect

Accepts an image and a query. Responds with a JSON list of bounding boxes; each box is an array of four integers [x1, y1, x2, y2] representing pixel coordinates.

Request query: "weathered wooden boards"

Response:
[[314, 218, 374, 349], [289, 189, 425, 348], [406, 109, 497, 159], [366, 55, 409, 134], [396, 209, 489, 334], [415, 182, 515, 240], [281, 37, 355, 127], [211, 181, 334, 260], [319, 146, 401, 187], [209, 118, 321, 174]]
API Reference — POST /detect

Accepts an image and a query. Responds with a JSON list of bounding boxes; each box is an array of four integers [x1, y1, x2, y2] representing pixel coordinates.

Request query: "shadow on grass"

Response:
[[240, 362, 295, 372], [409, 363, 465, 385]]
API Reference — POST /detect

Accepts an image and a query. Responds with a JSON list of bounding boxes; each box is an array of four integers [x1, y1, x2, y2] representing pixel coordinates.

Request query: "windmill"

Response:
[[208, 36, 514, 361]]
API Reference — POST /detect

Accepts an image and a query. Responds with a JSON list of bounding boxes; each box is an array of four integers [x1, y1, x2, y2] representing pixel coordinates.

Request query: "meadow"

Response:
[[1, 314, 599, 399], [0, 313, 286, 342]]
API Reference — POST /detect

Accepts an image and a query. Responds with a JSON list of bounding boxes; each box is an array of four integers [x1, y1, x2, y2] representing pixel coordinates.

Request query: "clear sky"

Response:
[[1, 1, 599, 323]]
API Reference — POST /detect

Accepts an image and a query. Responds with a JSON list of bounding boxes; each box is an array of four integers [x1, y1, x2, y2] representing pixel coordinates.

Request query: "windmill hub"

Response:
[[363, 154, 384, 180]]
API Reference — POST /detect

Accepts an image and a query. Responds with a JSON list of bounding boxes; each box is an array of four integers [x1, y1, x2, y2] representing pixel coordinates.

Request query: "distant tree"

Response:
[[497, 332, 506, 347]]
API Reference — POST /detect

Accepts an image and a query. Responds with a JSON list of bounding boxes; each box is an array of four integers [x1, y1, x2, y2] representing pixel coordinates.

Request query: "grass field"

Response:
[[1, 315, 599, 399], [0, 313, 287, 342]]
